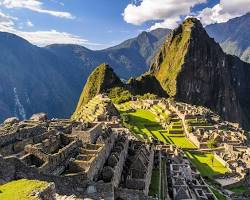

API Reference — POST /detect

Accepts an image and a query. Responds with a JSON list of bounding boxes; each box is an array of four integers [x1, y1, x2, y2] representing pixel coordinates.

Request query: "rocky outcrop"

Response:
[[150, 18, 250, 128]]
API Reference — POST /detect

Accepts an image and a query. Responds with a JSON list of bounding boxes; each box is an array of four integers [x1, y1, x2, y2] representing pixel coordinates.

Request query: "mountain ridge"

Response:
[[205, 12, 250, 63], [0, 28, 170, 122]]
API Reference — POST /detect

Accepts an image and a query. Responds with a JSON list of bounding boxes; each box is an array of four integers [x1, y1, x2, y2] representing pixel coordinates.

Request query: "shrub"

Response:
[[108, 87, 132, 104]]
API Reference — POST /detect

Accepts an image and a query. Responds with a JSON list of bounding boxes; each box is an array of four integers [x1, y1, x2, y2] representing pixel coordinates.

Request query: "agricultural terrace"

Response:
[[120, 107, 196, 149], [118, 101, 229, 179]]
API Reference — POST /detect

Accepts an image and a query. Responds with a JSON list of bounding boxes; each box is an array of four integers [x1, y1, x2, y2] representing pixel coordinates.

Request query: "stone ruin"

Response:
[[0, 110, 156, 200], [1, 95, 249, 200], [72, 94, 120, 123], [165, 148, 217, 200]]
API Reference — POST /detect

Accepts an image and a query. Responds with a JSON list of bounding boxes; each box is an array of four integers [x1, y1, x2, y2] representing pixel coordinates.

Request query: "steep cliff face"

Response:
[[127, 74, 167, 97], [150, 18, 250, 127], [74, 63, 124, 112]]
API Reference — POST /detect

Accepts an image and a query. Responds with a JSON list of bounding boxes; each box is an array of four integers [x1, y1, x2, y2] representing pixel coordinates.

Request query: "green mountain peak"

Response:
[[74, 63, 123, 113]]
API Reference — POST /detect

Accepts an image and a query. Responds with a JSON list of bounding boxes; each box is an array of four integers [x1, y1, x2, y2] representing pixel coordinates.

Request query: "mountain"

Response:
[[74, 63, 124, 112], [47, 28, 170, 79], [206, 12, 250, 63], [74, 63, 167, 114], [150, 18, 250, 128], [0, 28, 170, 122], [0, 32, 83, 121]]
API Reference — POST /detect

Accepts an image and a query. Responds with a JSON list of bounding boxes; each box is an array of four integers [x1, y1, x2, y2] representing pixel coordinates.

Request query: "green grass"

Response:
[[122, 109, 196, 148], [0, 179, 48, 200], [186, 152, 229, 177], [229, 185, 248, 193], [125, 109, 169, 143], [210, 188, 227, 200], [167, 135, 197, 149], [149, 169, 160, 197]]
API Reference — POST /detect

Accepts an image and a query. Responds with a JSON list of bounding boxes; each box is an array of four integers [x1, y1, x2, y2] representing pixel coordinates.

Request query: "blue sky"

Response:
[[0, 0, 249, 49]]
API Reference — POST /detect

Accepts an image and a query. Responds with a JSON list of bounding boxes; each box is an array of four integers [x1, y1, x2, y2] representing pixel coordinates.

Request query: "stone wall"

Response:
[[111, 137, 129, 187], [115, 188, 156, 200], [0, 155, 16, 184], [72, 122, 103, 144], [37, 183, 56, 200], [0, 125, 47, 147], [144, 148, 154, 195], [84, 182, 114, 200], [0, 125, 51, 157], [24, 138, 80, 174], [0, 156, 89, 195]]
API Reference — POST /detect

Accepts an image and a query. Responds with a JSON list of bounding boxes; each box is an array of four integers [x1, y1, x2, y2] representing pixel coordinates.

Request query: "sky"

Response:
[[0, 0, 249, 50]]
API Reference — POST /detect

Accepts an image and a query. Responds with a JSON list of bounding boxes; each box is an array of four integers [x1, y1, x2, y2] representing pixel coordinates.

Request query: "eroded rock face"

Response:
[[150, 18, 250, 128]]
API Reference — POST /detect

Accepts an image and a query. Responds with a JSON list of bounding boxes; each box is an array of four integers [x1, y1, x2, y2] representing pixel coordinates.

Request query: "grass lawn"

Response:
[[0, 179, 48, 200], [186, 152, 229, 177], [149, 169, 160, 197], [125, 109, 169, 143], [122, 109, 196, 148], [167, 135, 197, 149]]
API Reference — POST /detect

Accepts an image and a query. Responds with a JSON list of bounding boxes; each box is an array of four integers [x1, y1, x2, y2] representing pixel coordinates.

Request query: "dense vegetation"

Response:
[[108, 87, 132, 104], [74, 63, 124, 115]]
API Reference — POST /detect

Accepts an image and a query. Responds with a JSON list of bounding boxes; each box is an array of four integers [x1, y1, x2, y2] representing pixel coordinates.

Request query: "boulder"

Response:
[[4, 117, 19, 125], [30, 113, 48, 122]]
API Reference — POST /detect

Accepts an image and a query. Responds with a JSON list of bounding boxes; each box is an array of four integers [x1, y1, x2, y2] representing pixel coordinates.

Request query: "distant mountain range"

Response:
[[0, 12, 250, 122], [206, 12, 250, 63], [0, 28, 170, 122]]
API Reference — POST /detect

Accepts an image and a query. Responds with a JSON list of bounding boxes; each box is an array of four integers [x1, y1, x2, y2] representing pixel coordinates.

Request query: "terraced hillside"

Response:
[[72, 94, 119, 122], [117, 99, 236, 180]]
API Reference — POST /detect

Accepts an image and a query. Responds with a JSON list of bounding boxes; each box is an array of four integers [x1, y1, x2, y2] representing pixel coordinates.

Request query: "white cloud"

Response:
[[16, 30, 101, 47], [149, 16, 180, 30], [123, 0, 250, 29], [0, 11, 101, 48], [198, 0, 250, 26], [26, 20, 34, 27], [0, 11, 17, 31], [0, 0, 74, 19], [123, 0, 206, 29]]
